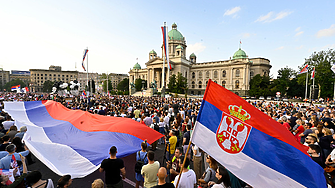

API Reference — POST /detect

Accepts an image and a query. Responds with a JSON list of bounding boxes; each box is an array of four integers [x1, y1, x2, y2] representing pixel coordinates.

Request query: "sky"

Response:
[[1, 0, 335, 78]]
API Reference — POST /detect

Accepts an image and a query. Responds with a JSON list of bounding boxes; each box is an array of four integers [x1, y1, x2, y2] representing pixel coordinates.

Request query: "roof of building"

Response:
[[176, 45, 183, 49], [149, 49, 157, 54], [133, 62, 141, 70], [190, 53, 196, 57], [232, 48, 247, 60], [168, 23, 184, 41]]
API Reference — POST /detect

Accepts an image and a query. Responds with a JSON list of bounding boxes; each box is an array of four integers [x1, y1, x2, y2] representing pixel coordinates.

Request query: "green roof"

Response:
[[133, 63, 141, 69], [176, 45, 183, 49], [190, 53, 196, 57], [149, 49, 157, 54], [168, 23, 184, 41], [232, 48, 247, 60]]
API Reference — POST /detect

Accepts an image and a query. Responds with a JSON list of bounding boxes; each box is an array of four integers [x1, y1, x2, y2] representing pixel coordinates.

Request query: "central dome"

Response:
[[133, 62, 141, 70], [232, 48, 247, 60], [168, 23, 184, 41]]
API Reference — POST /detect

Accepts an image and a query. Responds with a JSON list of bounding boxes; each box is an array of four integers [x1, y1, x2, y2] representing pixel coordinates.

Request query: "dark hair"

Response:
[[176, 147, 183, 155], [26, 171, 42, 185], [179, 156, 190, 168], [110, 146, 117, 155], [309, 144, 321, 154], [6, 144, 16, 153], [141, 141, 147, 150], [57, 174, 71, 188], [217, 166, 231, 188], [147, 151, 154, 161], [186, 124, 191, 130], [12, 137, 23, 149], [1, 135, 10, 142]]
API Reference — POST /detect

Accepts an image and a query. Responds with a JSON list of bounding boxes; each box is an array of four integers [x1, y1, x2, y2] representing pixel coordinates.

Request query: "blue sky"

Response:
[[1, 0, 335, 78]]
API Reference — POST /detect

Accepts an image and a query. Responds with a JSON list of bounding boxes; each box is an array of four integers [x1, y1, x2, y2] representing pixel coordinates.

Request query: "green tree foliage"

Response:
[[117, 78, 129, 92], [135, 78, 142, 91], [87, 80, 96, 93], [271, 66, 303, 97], [249, 74, 271, 97], [102, 80, 113, 92], [168, 73, 188, 94], [4, 79, 26, 92], [297, 49, 335, 98], [43, 80, 54, 92]]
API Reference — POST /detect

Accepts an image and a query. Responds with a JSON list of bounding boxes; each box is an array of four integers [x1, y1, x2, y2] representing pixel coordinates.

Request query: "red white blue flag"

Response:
[[11, 85, 20, 91], [191, 80, 326, 187], [161, 25, 171, 70], [82, 49, 88, 71], [10, 155, 17, 169], [298, 64, 308, 74], [4, 100, 163, 178], [311, 67, 315, 79]]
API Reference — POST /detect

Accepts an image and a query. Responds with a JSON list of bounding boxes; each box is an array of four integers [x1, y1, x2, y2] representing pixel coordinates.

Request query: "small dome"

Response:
[[232, 48, 247, 60], [190, 53, 196, 57], [149, 49, 157, 54], [133, 63, 141, 70], [168, 23, 184, 41], [176, 45, 183, 49]]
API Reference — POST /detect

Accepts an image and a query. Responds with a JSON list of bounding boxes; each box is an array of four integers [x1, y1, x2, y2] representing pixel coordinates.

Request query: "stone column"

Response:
[[230, 68, 233, 89]]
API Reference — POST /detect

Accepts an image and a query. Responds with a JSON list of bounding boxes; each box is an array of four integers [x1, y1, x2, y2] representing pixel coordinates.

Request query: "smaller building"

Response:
[[0, 69, 10, 89], [10, 70, 31, 86], [109, 73, 128, 90], [78, 72, 99, 91]]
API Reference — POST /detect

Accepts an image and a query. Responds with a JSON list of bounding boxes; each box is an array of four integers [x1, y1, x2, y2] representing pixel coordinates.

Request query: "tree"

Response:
[[4, 79, 26, 92], [43, 80, 54, 92], [272, 67, 300, 97], [117, 78, 129, 92], [168, 73, 188, 94], [87, 80, 96, 93], [102, 80, 113, 92], [135, 78, 142, 91], [297, 49, 335, 98], [249, 74, 271, 97]]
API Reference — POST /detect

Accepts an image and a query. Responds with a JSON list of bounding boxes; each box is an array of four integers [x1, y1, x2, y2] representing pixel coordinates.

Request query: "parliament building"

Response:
[[129, 23, 271, 96]]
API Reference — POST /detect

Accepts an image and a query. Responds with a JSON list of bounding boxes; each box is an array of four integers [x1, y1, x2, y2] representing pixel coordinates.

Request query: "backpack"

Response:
[[153, 123, 159, 132], [135, 151, 147, 173]]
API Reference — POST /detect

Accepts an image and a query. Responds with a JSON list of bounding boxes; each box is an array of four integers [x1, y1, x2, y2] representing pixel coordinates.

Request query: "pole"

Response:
[[175, 139, 192, 188], [162, 22, 166, 97], [107, 72, 108, 95], [305, 69, 308, 100], [312, 75, 315, 99], [86, 48, 89, 96], [166, 25, 170, 90]]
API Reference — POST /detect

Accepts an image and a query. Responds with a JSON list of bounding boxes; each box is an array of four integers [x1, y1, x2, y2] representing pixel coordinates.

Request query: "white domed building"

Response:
[[129, 23, 271, 96]]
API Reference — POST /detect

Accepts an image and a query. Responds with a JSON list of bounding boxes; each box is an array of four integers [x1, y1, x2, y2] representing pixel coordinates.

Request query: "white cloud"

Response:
[[224, 7, 241, 16], [188, 42, 206, 55], [296, 45, 304, 49], [295, 27, 301, 32], [276, 46, 284, 50], [255, 11, 292, 23], [316, 24, 335, 38], [295, 31, 304, 36], [242, 33, 251, 38]]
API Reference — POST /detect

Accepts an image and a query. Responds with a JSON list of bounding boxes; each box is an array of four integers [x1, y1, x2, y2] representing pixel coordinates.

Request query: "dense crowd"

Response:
[[0, 92, 335, 187]]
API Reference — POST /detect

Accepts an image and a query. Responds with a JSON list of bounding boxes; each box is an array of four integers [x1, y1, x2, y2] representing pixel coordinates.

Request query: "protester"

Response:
[[152, 167, 174, 188], [92, 179, 104, 188], [0, 155, 27, 188], [136, 141, 148, 188], [208, 166, 231, 188], [198, 155, 218, 187], [173, 156, 196, 188], [57, 175, 72, 188], [141, 151, 160, 188], [26, 170, 54, 188]]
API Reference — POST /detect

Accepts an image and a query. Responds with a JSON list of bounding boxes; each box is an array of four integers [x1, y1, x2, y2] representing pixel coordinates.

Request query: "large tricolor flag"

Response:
[[4, 100, 163, 178], [161, 25, 171, 70], [298, 64, 308, 74], [191, 80, 326, 188], [10, 85, 20, 91], [311, 67, 315, 79], [82, 49, 88, 71]]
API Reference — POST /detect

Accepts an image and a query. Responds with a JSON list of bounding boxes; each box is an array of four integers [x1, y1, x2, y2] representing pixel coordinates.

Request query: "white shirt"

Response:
[[3, 121, 14, 130], [173, 169, 196, 188], [192, 145, 201, 157]]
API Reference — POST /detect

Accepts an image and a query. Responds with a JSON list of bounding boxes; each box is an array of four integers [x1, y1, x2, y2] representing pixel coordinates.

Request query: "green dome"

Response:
[[232, 48, 247, 60], [190, 53, 196, 57], [176, 45, 183, 49], [149, 49, 157, 54], [168, 23, 184, 41], [133, 62, 141, 69]]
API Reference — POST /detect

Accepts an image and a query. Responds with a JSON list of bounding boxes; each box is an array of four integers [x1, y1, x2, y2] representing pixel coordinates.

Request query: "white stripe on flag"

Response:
[[191, 121, 305, 188]]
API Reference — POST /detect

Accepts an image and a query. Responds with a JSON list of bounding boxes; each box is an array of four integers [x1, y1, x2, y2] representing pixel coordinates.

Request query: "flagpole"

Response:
[[167, 25, 170, 89], [305, 68, 308, 100], [86, 47, 89, 96], [162, 22, 166, 97]]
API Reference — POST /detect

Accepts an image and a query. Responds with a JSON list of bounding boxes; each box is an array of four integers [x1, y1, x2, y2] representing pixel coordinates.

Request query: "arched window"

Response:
[[222, 70, 226, 78], [222, 81, 226, 88], [235, 80, 239, 89], [236, 69, 240, 77], [250, 71, 254, 78], [199, 72, 202, 79], [192, 72, 195, 79], [214, 71, 218, 78], [206, 71, 210, 78], [199, 81, 202, 89], [192, 81, 195, 88]]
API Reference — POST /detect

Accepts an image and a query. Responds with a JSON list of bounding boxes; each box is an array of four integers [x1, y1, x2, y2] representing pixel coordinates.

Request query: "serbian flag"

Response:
[[298, 64, 308, 74], [82, 90, 87, 96], [161, 25, 171, 70], [10, 85, 20, 91], [25, 87, 29, 92], [4, 100, 163, 178], [311, 67, 315, 79], [0, 169, 15, 185], [82, 49, 88, 71], [191, 80, 326, 187]]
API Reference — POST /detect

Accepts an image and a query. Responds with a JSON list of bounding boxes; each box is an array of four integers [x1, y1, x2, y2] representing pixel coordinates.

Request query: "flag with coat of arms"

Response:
[[191, 79, 326, 188]]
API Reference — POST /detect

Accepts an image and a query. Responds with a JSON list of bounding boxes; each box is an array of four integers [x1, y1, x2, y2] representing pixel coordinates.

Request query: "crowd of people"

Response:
[[0, 92, 335, 187]]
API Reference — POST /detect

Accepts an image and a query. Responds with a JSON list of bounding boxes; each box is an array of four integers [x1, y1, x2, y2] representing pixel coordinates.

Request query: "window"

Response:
[[235, 80, 239, 89], [192, 81, 195, 88], [66, 75, 68, 77], [206, 71, 209, 78], [198, 81, 202, 89], [45, 74, 47, 76], [185, 71, 187, 78], [54, 74, 56, 77], [236, 69, 240, 77], [199, 72, 202, 79], [192, 72, 195, 79], [222, 70, 226, 78], [214, 71, 218, 78], [222, 81, 226, 88], [250, 71, 254, 78]]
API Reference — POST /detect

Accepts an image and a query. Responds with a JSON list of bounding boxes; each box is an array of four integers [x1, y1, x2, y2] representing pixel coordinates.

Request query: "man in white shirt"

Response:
[[141, 151, 160, 188], [2, 116, 14, 130], [173, 156, 196, 188]]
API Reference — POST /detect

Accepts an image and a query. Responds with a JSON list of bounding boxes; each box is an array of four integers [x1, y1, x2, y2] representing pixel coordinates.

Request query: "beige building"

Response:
[[10, 71, 31, 86], [109, 73, 128, 90], [78, 72, 99, 91], [0, 69, 10, 90], [129, 23, 271, 96], [30, 66, 78, 92]]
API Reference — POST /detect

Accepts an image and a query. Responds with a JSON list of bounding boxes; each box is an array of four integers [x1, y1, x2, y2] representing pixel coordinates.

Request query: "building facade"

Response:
[[109, 73, 128, 90], [78, 72, 99, 91], [10, 70, 31, 86], [0, 69, 10, 89], [129, 23, 271, 96]]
